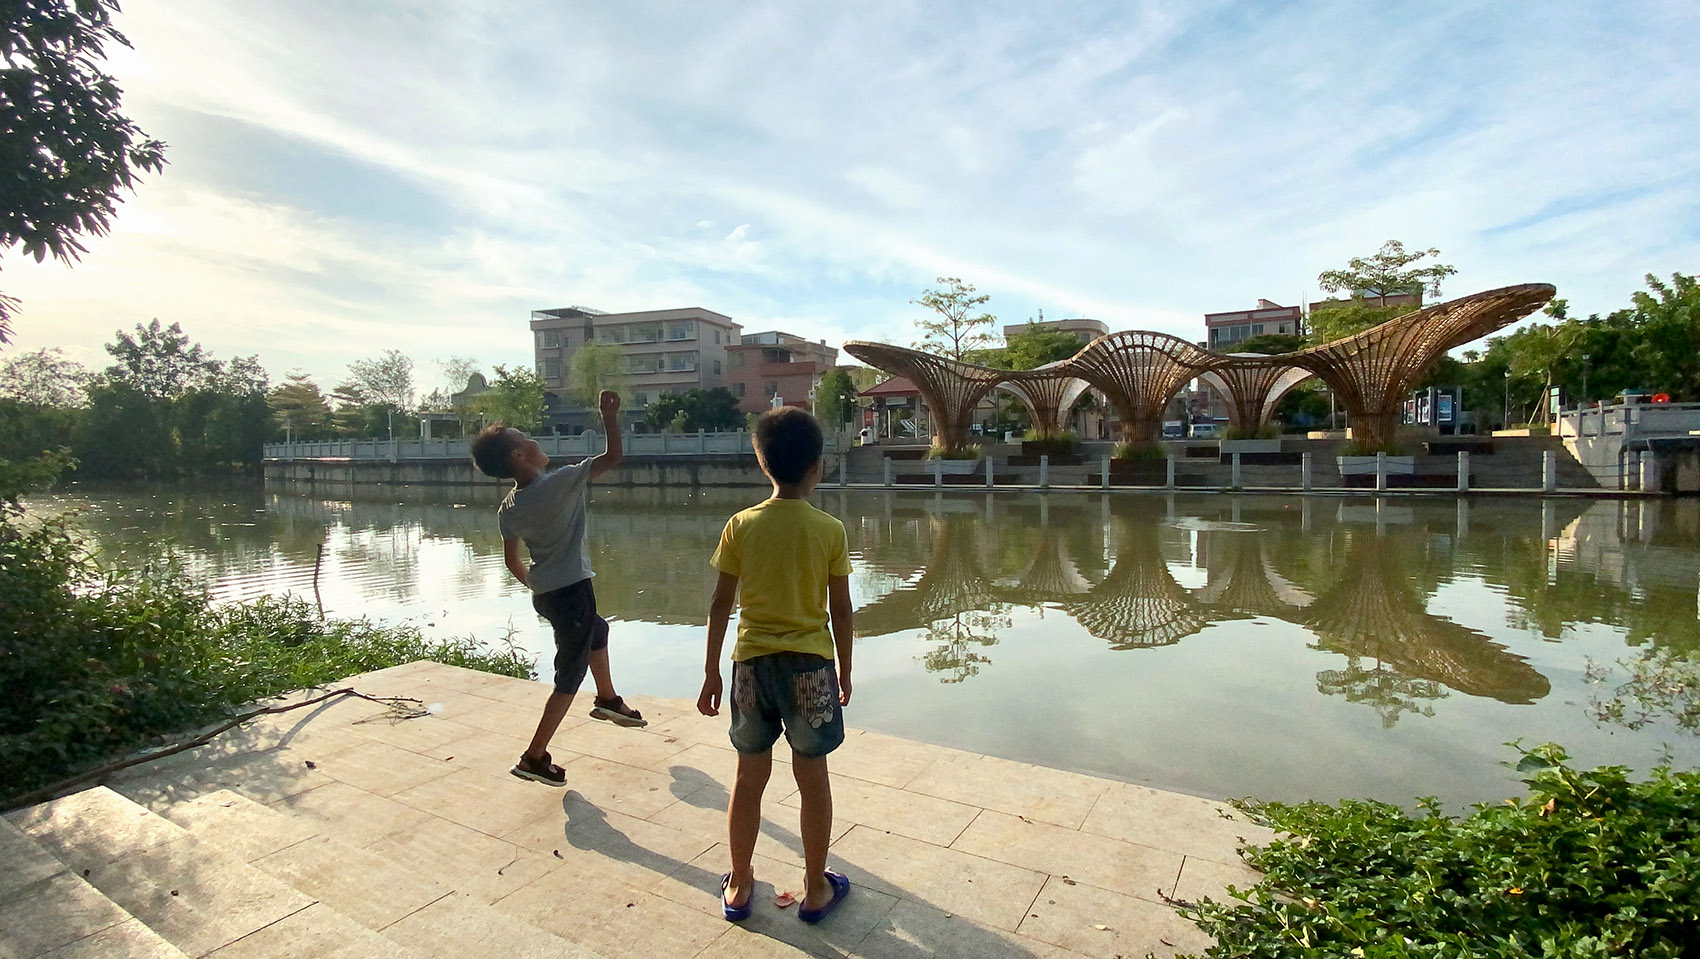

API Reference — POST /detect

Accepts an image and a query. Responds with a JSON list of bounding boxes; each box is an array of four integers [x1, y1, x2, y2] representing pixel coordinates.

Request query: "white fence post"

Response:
[[986, 456, 995, 488], [839, 455, 847, 486], [1101, 454, 1110, 489], [933, 457, 942, 487], [1301, 451, 1313, 491], [1457, 451, 1470, 492], [698, 429, 706, 453], [883, 456, 892, 487], [1543, 450, 1557, 492], [1165, 455, 1176, 489], [1040, 454, 1049, 489], [1375, 451, 1388, 492], [1231, 452, 1242, 490]]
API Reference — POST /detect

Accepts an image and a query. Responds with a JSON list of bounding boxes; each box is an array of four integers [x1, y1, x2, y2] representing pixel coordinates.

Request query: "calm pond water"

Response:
[[30, 482, 1700, 808]]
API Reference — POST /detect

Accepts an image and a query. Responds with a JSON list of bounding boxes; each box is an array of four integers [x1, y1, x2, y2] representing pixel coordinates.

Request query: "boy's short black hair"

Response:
[[753, 407, 823, 485], [470, 423, 518, 478]]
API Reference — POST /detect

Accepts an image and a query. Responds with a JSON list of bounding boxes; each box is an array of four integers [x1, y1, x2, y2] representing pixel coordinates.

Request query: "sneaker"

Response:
[[510, 750, 566, 786], [589, 695, 647, 727]]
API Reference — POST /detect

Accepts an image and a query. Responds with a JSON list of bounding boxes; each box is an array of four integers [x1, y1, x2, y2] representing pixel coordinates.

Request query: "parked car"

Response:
[[1189, 422, 1219, 438]]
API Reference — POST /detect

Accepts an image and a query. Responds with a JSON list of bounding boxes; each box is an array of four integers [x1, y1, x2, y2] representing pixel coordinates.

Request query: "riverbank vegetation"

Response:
[[0, 453, 532, 807], [1180, 743, 1699, 957]]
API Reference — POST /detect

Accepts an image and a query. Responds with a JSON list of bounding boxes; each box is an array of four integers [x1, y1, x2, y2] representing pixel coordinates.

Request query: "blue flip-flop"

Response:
[[797, 870, 850, 924], [720, 873, 752, 922]]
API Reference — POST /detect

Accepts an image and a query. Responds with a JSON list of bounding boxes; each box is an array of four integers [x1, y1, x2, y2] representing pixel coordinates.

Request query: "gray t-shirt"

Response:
[[496, 459, 594, 594]]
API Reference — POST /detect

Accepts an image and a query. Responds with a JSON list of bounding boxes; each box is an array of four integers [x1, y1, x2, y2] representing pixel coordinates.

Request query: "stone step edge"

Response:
[[0, 814, 191, 959], [155, 787, 609, 959], [10, 785, 408, 959]]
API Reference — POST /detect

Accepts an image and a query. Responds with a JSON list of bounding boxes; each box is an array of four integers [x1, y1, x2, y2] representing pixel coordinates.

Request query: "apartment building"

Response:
[[1000, 316, 1108, 345], [1204, 293, 1422, 350], [725, 331, 839, 414], [530, 306, 742, 431]]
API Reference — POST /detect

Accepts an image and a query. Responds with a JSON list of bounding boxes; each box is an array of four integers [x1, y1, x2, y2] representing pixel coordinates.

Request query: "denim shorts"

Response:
[[532, 579, 609, 695], [728, 652, 845, 758]]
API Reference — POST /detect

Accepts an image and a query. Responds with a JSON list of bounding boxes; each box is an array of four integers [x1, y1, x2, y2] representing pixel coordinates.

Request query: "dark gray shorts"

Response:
[[532, 579, 609, 695], [728, 652, 845, 758]]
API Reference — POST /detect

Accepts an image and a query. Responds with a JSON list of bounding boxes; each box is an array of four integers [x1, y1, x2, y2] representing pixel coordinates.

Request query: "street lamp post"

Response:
[[1581, 353, 1590, 404], [1503, 369, 1511, 429]]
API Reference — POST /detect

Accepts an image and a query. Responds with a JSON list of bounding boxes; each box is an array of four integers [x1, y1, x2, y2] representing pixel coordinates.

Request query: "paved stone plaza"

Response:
[[4, 662, 1273, 958]]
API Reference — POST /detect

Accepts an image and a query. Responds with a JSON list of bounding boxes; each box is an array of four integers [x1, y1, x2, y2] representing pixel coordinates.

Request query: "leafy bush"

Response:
[[1182, 744, 1700, 957], [1, 454, 532, 803], [1022, 431, 1079, 457], [926, 443, 981, 460]]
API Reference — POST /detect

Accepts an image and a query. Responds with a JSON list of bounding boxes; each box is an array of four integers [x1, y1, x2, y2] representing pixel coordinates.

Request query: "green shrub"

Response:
[[926, 443, 981, 460], [1, 455, 533, 803], [1022, 431, 1079, 457], [1181, 744, 1700, 957], [1112, 441, 1166, 461]]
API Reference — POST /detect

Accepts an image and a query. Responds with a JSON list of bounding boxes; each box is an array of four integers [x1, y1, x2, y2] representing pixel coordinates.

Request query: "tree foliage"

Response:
[[567, 340, 626, 408], [1309, 240, 1455, 343], [0, 347, 89, 406], [989, 320, 1083, 370], [642, 387, 741, 433], [912, 276, 999, 361], [476, 364, 545, 432], [0, 0, 166, 342], [267, 372, 334, 441], [812, 367, 858, 429], [343, 348, 415, 411]]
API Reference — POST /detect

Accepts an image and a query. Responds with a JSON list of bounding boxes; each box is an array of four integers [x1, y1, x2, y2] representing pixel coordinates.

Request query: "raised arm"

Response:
[[697, 571, 740, 716], [828, 574, 853, 705], [588, 390, 624, 480]]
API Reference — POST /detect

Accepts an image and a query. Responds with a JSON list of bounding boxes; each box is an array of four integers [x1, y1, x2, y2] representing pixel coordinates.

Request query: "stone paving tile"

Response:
[[0, 816, 68, 898], [502, 795, 713, 892], [33, 916, 189, 958], [88, 834, 315, 958], [1078, 781, 1273, 866], [311, 738, 463, 797], [365, 815, 557, 906], [454, 676, 564, 708], [828, 728, 957, 790], [0, 873, 131, 958], [1016, 875, 1211, 959], [779, 773, 980, 847], [11, 787, 184, 871], [189, 744, 347, 805], [494, 869, 729, 959], [347, 712, 483, 753], [857, 898, 1093, 959], [950, 810, 1184, 905], [556, 716, 694, 769], [388, 765, 567, 839], [553, 755, 696, 819], [254, 835, 451, 929], [382, 892, 602, 959], [204, 902, 424, 959], [644, 706, 744, 750], [266, 781, 434, 848], [1171, 853, 1263, 906], [903, 753, 1110, 830], [652, 842, 898, 958], [159, 789, 321, 863], [645, 780, 852, 869], [433, 696, 558, 738], [827, 825, 1048, 932], [419, 725, 541, 772]]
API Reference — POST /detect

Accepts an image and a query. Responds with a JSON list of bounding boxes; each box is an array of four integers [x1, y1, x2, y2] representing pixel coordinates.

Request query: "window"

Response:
[[765, 381, 778, 396], [713, 360, 721, 375], [735, 383, 745, 397], [714, 330, 722, 344], [625, 355, 661, 374], [729, 352, 744, 369], [635, 393, 648, 406], [667, 321, 694, 341], [668, 351, 697, 372], [537, 329, 560, 349], [599, 327, 626, 343], [538, 358, 561, 380]]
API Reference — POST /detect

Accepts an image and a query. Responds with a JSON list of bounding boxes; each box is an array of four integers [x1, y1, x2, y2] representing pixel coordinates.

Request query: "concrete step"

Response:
[[157, 789, 606, 959], [0, 814, 189, 958], [5, 786, 406, 958]]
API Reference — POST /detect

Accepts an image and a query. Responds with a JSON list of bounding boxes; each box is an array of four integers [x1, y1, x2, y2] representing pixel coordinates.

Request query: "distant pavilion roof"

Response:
[[860, 376, 920, 398]]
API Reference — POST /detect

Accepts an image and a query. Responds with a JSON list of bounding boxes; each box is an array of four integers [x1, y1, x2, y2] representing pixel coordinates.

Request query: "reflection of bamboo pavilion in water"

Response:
[[851, 498, 1554, 714]]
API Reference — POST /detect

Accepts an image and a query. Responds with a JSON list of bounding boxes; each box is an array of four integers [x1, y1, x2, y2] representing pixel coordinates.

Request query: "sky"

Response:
[[5, 0, 1698, 395]]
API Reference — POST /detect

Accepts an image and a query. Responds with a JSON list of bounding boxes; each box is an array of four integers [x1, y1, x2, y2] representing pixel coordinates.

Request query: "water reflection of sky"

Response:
[[35, 482, 1700, 808]]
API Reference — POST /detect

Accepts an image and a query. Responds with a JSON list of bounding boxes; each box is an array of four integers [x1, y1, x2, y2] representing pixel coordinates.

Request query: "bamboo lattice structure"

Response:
[[1283, 284, 1555, 450], [1065, 331, 1221, 445], [995, 362, 1094, 438], [842, 342, 1009, 451], [1196, 358, 1314, 435]]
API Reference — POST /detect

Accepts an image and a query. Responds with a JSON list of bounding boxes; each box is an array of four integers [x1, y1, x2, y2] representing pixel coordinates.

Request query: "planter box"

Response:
[[1220, 439, 1282, 455], [934, 457, 984, 475], [1336, 455, 1416, 476]]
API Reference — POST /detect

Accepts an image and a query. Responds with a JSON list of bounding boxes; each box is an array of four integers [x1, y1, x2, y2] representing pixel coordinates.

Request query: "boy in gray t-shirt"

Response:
[[469, 391, 645, 787]]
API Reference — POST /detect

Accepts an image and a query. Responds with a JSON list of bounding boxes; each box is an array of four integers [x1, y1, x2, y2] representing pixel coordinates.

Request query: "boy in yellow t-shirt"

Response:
[[697, 407, 854, 925]]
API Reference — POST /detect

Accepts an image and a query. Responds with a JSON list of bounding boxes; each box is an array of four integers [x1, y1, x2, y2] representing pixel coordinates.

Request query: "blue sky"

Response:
[[6, 0, 1697, 394]]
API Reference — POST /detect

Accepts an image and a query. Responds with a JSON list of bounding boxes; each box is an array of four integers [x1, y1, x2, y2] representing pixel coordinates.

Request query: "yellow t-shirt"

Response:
[[711, 498, 852, 662]]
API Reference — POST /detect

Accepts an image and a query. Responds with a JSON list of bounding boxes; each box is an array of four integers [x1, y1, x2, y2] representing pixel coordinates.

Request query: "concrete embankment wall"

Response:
[[263, 453, 788, 489]]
